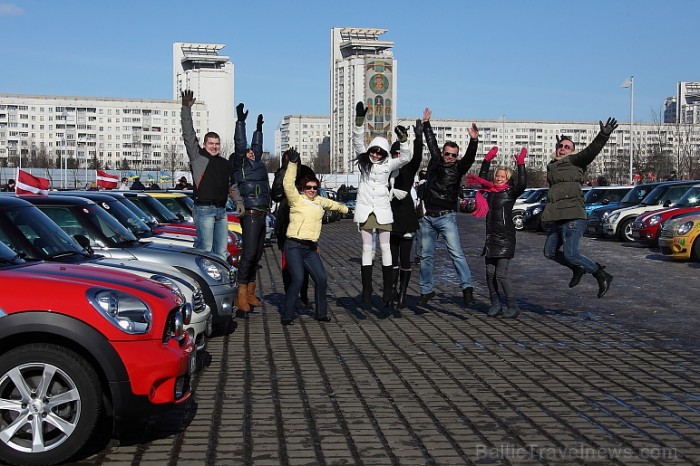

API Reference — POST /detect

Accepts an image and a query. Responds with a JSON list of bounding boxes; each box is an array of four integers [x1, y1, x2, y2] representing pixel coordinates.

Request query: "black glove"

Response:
[[181, 90, 195, 107], [413, 119, 423, 139], [236, 103, 248, 121], [355, 101, 367, 126], [394, 125, 408, 144], [257, 114, 264, 132], [287, 147, 300, 163], [599, 117, 618, 136]]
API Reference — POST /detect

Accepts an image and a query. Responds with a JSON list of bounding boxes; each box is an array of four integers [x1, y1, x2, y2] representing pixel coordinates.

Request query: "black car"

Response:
[[522, 201, 547, 231]]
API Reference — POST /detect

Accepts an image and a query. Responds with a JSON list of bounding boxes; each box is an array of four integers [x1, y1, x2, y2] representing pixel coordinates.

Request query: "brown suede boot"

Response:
[[247, 281, 262, 307], [235, 283, 250, 314]]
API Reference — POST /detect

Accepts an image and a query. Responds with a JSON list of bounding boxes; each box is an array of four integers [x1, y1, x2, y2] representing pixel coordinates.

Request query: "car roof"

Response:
[[0, 194, 36, 207], [18, 194, 95, 206]]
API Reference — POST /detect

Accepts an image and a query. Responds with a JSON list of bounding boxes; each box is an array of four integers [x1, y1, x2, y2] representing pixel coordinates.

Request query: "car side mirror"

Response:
[[663, 200, 672, 207], [74, 234, 94, 255], [602, 199, 609, 205], [176, 212, 185, 221]]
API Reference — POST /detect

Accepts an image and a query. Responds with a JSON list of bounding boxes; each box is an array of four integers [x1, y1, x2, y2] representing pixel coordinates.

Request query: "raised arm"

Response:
[[180, 90, 200, 162], [421, 107, 441, 160], [353, 101, 368, 155], [478, 146, 499, 179], [457, 123, 480, 175], [387, 125, 411, 171], [231, 103, 249, 170], [251, 114, 263, 161], [512, 147, 528, 196], [570, 117, 618, 168]]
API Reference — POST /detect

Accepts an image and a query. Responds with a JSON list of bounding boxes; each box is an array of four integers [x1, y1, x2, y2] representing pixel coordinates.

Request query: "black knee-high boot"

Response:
[[397, 269, 411, 309], [382, 266, 394, 307], [361, 265, 373, 303], [593, 264, 612, 298]]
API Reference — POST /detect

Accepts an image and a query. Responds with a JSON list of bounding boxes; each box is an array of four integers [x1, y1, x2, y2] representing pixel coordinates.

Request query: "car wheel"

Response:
[[0, 344, 102, 466], [512, 211, 525, 230], [692, 238, 700, 262], [619, 218, 635, 242]]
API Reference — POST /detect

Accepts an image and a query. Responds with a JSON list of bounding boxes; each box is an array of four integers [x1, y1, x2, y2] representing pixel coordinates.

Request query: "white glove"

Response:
[[393, 189, 408, 200]]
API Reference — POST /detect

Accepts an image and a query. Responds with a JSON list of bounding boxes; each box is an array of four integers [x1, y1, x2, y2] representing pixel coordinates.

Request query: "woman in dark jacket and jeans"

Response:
[[468, 147, 527, 318]]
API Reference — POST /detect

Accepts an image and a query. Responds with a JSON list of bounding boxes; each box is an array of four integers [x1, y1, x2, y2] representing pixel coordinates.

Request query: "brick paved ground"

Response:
[[74, 214, 700, 466]]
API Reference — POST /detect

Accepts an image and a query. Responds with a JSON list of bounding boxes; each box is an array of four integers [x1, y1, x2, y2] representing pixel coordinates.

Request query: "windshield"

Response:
[[95, 199, 152, 236], [0, 240, 25, 265], [620, 184, 656, 204], [128, 196, 180, 223], [38, 204, 138, 248], [524, 189, 545, 202], [112, 196, 158, 228], [584, 188, 629, 204], [154, 196, 193, 222], [675, 186, 700, 208], [0, 205, 88, 260]]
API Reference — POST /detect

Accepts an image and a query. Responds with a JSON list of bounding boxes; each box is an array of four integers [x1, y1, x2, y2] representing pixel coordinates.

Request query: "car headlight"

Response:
[[532, 206, 543, 216], [602, 211, 611, 220], [88, 289, 152, 334], [196, 256, 226, 283], [677, 221, 694, 235], [607, 212, 620, 224], [150, 275, 185, 305], [648, 215, 662, 226]]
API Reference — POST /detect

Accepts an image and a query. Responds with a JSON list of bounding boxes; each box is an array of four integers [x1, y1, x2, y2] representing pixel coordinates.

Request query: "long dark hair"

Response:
[[355, 146, 388, 180]]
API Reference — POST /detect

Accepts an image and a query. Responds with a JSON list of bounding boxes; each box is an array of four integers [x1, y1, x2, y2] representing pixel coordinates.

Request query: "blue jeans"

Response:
[[193, 205, 228, 260], [543, 219, 598, 273], [419, 212, 472, 294], [284, 239, 328, 321]]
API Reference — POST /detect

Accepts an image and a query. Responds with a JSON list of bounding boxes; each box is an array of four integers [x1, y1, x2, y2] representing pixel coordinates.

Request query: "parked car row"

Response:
[[519, 180, 700, 263], [0, 189, 244, 465]]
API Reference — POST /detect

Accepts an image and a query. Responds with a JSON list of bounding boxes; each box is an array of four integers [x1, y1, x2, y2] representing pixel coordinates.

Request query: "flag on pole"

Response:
[[16, 169, 50, 195], [620, 77, 633, 88], [96, 170, 119, 189]]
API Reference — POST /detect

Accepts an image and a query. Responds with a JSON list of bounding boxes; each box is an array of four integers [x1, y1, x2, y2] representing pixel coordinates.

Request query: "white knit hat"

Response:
[[367, 136, 390, 154]]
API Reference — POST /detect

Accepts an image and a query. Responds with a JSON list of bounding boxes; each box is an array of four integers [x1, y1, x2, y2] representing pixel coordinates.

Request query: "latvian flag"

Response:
[[96, 170, 119, 189], [16, 169, 50, 195]]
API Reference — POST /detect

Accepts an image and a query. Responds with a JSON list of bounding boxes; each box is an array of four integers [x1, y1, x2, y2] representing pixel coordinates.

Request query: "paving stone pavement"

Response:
[[74, 214, 700, 466]]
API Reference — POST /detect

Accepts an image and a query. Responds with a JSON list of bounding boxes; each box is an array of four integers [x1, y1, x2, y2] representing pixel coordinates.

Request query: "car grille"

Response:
[[632, 220, 643, 230], [660, 225, 674, 239], [228, 266, 237, 286], [192, 287, 206, 314]]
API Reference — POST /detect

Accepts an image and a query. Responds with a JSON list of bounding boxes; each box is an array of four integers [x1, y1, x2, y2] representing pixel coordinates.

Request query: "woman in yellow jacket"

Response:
[[282, 149, 348, 325]]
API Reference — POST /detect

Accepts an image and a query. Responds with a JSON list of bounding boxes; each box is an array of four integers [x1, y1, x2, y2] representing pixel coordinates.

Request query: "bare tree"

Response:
[[164, 144, 186, 187]]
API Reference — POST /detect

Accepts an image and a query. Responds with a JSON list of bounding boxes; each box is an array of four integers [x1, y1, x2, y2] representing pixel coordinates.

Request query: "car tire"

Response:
[[0, 343, 102, 466], [618, 218, 635, 242], [692, 238, 700, 262], [512, 210, 525, 230]]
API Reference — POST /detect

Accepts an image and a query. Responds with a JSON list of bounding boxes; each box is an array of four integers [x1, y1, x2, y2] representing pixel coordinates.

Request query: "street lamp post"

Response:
[[621, 76, 634, 184]]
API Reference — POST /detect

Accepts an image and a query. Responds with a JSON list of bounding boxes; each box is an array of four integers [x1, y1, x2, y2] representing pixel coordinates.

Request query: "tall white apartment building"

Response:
[[676, 81, 700, 124], [330, 27, 397, 174], [276, 115, 330, 166], [173, 42, 235, 148], [0, 93, 207, 171]]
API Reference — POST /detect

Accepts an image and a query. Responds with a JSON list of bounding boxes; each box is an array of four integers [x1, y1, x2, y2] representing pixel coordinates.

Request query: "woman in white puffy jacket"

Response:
[[352, 101, 410, 306]]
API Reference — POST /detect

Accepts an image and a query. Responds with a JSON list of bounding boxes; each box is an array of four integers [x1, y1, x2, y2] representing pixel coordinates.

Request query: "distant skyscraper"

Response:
[[173, 42, 235, 148], [676, 81, 700, 124], [663, 97, 677, 123], [330, 27, 396, 174]]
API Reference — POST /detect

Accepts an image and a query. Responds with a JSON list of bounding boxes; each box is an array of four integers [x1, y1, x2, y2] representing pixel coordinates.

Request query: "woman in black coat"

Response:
[[388, 120, 423, 309], [468, 147, 527, 318]]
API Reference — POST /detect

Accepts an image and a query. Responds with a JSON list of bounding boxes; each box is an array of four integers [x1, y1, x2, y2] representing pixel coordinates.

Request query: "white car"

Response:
[[603, 181, 697, 241]]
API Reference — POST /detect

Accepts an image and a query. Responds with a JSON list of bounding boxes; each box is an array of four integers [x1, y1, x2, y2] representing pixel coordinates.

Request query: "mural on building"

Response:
[[365, 59, 392, 144]]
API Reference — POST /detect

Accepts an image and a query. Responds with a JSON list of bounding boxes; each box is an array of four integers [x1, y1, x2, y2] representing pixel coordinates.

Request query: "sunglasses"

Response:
[[304, 185, 319, 191], [556, 143, 574, 150]]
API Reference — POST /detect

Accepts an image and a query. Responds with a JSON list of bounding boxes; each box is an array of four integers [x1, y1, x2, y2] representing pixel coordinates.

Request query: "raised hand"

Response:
[[394, 125, 408, 143], [599, 117, 618, 136], [236, 103, 248, 121], [468, 123, 479, 140], [484, 146, 498, 162], [287, 147, 300, 163], [422, 107, 432, 122], [413, 119, 423, 138], [257, 114, 264, 131], [514, 147, 527, 165], [181, 90, 195, 107], [355, 101, 367, 126]]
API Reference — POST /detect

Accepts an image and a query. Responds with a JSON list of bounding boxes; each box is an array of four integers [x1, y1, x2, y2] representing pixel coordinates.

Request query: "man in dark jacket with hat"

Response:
[[419, 107, 479, 308], [542, 117, 618, 298], [230, 103, 270, 316]]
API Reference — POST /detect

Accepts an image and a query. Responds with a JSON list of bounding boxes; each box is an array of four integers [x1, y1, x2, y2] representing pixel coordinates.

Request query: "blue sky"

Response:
[[1, 0, 697, 132]]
